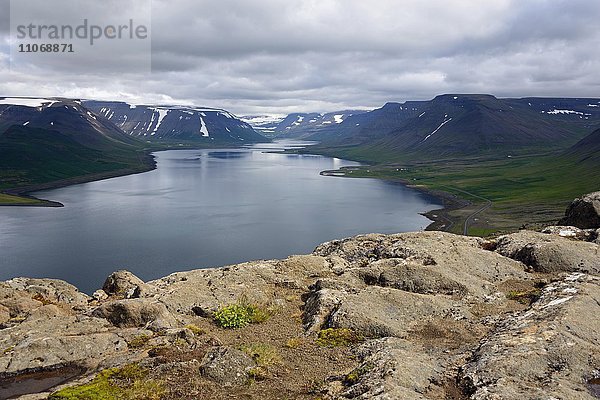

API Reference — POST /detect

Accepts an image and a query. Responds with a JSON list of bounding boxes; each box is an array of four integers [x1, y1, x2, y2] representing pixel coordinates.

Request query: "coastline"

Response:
[[0, 142, 275, 207], [0, 153, 157, 207], [320, 169, 469, 232], [1, 143, 467, 234]]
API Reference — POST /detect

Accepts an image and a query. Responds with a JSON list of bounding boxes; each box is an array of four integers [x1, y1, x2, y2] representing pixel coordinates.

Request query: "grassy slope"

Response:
[[0, 126, 153, 204], [0, 193, 45, 205]]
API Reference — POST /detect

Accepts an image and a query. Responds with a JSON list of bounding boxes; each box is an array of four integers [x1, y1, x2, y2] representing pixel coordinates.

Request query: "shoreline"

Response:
[[0, 153, 157, 207], [1, 143, 467, 234], [293, 145, 472, 233], [320, 169, 470, 232]]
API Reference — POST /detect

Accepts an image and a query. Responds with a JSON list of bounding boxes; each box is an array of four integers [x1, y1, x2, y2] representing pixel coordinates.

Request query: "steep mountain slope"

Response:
[[84, 101, 268, 144], [564, 127, 600, 164], [0, 98, 141, 149], [0, 97, 151, 192], [309, 95, 600, 160], [509, 97, 600, 129], [308, 102, 427, 145]]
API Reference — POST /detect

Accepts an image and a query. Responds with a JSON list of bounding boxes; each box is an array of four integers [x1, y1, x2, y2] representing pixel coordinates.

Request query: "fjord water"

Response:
[[0, 141, 440, 293]]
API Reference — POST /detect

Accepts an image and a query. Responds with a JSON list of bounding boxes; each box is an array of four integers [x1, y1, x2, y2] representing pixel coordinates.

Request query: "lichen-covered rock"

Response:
[[4, 278, 90, 308], [199, 346, 255, 387], [92, 289, 109, 302], [147, 256, 333, 317], [303, 287, 346, 332], [356, 259, 468, 296], [459, 273, 600, 400], [495, 230, 599, 274], [102, 270, 148, 298], [559, 191, 600, 229], [541, 225, 598, 242], [0, 283, 45, 318], [0, 315, 127, 374], [338, 337, 442, 400], [0, 228, 598, 399], [0, 304, 10, 324], [314, 232, 531, 299], [327, 286, 459, 338], [92, 298, 178, 331]]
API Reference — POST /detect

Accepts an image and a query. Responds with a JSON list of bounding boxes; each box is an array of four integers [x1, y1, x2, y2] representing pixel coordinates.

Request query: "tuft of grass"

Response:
[[344, 363, 373, 386], [316, 328, 363, 347], [248, 366, 269, 381], [240, 343, 282, 368], [184, 324, 205, 336], [49, 364, 164, 400], [127, 334, 152, 349], [506, 289, 541, 305], [213, 297, 272, 329], [241, 343, 282, 382], [285, 337, 303, 349]]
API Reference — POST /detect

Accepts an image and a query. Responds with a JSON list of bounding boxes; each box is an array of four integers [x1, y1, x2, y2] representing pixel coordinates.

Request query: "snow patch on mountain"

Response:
[[199, 116, 210, 137], [0, 97, 57, 108], [422, 118, 452, 142], [545, 109, 584, 115], [151, 108, 169, 134]]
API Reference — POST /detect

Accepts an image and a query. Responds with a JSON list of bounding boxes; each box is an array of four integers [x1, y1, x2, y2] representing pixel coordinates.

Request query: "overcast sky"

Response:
[[1, 0, 600, 115]]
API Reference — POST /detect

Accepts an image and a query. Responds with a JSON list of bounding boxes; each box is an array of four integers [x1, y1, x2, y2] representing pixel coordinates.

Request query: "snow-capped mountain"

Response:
[[239, 115, 286, 136], [0, 97, 140, 148], [307, 95, 600, 158], [242, 110, 369, 138], [84, 101, 269, 144]]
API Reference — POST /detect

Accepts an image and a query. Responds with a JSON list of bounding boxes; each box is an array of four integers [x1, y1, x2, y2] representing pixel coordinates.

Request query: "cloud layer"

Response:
[[1, 0, 599, 115]]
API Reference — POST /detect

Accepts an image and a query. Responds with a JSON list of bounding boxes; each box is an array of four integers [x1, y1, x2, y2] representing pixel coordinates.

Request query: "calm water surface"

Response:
[[0, 141, 440, 293]]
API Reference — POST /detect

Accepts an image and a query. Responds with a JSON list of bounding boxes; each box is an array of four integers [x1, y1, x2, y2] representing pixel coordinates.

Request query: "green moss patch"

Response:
[[316, 328, 363, 347], [49, 364, 164, 400]]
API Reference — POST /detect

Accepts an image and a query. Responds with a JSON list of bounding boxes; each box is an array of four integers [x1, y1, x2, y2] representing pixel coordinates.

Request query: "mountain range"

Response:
[[262, 94, 600, 161], [2, 94, 600, 205], [84, 101, 267, 144], [241, 110, 368, 138], [0, 97, 267, 195]]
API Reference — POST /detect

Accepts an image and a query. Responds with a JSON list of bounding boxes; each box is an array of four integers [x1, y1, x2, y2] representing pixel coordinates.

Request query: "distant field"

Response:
[[0, 193, 44, 205]]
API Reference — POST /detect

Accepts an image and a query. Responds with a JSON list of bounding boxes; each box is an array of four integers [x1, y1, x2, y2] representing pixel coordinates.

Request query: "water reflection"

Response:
[[0, 141, 440, 293]]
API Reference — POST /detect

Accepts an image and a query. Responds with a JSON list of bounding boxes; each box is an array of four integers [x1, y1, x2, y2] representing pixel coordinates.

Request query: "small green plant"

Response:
[[241, 343, 281, 382], [3, 346, 15, 354], [248, 366, 269, 381], [241, 343, 282, 367], [127, 334, 151, 349], [343, 363, 373, 386], [285, 337, 303, 349], [49, 364, 165, 400], [507, 289, 541, 305], [185, 324, 205, 336], [316, 328, 363, 347], [213, 297, 271, 329]]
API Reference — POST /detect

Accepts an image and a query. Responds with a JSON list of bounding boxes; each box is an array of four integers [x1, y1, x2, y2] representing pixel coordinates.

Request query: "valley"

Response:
[[0, 97, 269, 205], [272, 95, 600, 235], [2, 94, 599, 236]]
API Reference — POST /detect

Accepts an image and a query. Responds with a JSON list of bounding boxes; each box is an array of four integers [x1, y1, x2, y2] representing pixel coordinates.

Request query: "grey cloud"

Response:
[[1, 0, 599, 115]]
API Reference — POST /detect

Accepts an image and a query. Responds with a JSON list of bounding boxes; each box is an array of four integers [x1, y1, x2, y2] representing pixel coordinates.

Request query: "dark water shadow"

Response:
[[0, 366, 85, 399]]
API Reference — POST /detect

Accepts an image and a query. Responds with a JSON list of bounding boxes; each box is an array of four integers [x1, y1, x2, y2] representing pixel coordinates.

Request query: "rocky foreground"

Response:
[[1, 194, 599, 399]]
